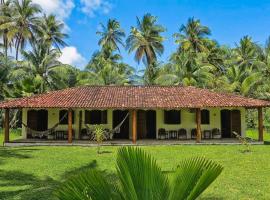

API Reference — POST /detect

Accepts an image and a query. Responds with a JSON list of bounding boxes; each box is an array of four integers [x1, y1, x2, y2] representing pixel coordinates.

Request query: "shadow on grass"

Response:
[[0, 147, 40, 160], [0, 170, 59, 200]]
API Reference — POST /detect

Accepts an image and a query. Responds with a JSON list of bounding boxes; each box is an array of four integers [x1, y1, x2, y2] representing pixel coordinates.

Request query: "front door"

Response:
[[221, 109, 232, 138], [231, 110, 241, 136], [113, 110, 129, 139], [137, 110, 156, 139]]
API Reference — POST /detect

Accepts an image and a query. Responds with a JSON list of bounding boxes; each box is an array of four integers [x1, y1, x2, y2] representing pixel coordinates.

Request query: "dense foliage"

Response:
[[0, 0, 269, 126]]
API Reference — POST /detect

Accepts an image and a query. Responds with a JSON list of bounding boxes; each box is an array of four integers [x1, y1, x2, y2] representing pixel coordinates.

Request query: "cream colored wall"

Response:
[[22, 108, 114, 139], [22, 107, 246, 139], [156, 107, 246, 139]]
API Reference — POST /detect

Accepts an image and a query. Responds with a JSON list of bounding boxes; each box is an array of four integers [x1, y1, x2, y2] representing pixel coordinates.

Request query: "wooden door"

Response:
[[231, 110, 241, 136], [137, 110, 147, 139], [221, 109, 232, 138]]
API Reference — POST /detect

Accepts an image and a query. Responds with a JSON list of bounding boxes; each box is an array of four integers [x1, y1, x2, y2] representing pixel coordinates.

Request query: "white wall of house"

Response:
[[22, 107, 246, 140]]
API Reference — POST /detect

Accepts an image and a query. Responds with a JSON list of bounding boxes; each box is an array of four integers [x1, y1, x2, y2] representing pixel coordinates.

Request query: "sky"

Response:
[[33, 0, 270, 70]]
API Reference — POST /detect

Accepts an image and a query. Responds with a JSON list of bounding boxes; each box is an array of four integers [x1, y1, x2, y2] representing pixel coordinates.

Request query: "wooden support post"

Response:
[[196, 108, 201, 143], [132, 110, 137, 144], [68, 109, 73, 143], [258, 107, 263, 142], [4, 108, 10, 143]]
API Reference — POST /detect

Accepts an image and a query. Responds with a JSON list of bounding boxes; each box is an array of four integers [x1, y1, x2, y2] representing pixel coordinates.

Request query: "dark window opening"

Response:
[[164, 110, 181, 124], [59, 110, 74, 124], [85, 110, 107, 124], [201, 109, 210, 124]]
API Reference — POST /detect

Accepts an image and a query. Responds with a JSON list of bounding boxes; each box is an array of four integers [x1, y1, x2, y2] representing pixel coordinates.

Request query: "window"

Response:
[[85, 110, 107, 124], [59, 110, 74, 124], [201, 109, 210, 124], [164, 110, 181, 124]]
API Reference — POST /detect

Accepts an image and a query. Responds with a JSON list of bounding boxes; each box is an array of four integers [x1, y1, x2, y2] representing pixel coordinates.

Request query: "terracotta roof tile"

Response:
[[0, 86, 269, 109]]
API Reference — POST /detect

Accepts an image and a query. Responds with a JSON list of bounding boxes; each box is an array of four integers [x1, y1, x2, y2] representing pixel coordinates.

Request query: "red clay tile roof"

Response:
[[0, 86, 269, 109]]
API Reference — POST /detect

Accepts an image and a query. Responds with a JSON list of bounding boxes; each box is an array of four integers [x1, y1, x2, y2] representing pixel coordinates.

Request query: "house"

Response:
[[0, 86, 269, 144]]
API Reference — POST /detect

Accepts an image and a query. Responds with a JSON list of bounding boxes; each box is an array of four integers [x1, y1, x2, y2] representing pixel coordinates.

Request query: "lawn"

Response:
[[0, 130, 270, 200]]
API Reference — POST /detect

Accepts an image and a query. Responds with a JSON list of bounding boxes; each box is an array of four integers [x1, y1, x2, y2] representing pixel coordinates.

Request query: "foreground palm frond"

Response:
[[54, 147, 223, 200]]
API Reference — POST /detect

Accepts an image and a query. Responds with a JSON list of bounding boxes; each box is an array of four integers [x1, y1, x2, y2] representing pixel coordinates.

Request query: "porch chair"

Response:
[[80, 128, 90, 140], [203, 130, 212, 139], [177, 129, 187, 139], [212, 128, 221, 139], [191, 128, 197, 139], [158, 128, 166, 140]]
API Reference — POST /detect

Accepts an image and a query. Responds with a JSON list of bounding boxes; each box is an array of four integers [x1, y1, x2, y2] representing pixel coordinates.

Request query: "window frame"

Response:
[[164, 110, 181, 124], [85, 110, 107, 125], [201, 109, 210, 124]]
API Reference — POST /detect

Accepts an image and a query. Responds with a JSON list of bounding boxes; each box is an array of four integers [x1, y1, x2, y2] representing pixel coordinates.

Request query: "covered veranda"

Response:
[[0, 86, 269, 145]]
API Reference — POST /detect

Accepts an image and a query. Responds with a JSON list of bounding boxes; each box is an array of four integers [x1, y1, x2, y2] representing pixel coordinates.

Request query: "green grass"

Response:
[[246, 129, 270, 142], [0, 130, 270, 199]]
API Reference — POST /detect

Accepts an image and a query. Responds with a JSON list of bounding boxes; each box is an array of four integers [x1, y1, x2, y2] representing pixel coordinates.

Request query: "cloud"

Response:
[[59, 47, 87, 69], [32, 0, 75, 20], [80, 0, 112, 17]]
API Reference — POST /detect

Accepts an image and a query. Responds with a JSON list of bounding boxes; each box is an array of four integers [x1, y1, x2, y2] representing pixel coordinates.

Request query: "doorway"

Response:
[[27, 109, 48, 138], [137, 110, 156, 139], [113, 110, 129, 139], [220, 109, 241, 138]]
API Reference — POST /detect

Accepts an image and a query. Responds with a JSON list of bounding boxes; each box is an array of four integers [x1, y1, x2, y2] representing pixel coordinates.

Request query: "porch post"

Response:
[[68, 109, 73, 143], [196, 108, 201, 143], [132, 110, 137, 144], [4, 108, 10, 143], [258, 107, 263, 142]]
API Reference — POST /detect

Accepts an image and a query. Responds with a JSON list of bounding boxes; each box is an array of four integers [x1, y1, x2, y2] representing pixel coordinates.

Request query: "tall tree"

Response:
[[174, 17, 211, 53], [36, 14, 67, 51], [0, 0, 41, 60], [97, 19, 125, 51], [12, 41, 70, 94], [126, 13, 165, 84]]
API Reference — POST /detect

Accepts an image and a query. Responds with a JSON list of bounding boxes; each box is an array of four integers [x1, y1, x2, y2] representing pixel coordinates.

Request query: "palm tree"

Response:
[[156, 51, 215, 87], [36, 14, 67, 51], [234, 36, 258, 71], [12, 41, 70, 94], [0, 0, 41, 60], [226, 65, 261, 96], [84, 48, 134, 85], [54, 147, 223, 200], [126, 13, 165, 66], [0, 0, 13, 57], [97, 19, 125, 51], [174, 17, 211, 53]]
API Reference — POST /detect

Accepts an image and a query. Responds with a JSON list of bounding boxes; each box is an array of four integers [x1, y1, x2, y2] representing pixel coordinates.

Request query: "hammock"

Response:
[[22, 112, 68, 139], [84, 113, 129, 140]]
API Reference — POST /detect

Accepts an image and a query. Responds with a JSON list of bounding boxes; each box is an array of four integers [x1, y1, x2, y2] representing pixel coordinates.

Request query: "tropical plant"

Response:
[[126, 14, 165, 85], [84, 48, 134, 85], [156, 51, 215, 87], [36, 14, 67, 50], [0, 0, 41, 59], [91, 125, 107, 154], [174, 17, 211, 53], [97, 19, 125, 51], [54, 147, 223, 200], [12, 41, 70, 95]]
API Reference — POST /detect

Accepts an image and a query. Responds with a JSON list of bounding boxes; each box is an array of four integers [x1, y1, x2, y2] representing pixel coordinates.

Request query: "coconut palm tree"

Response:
[[97, 19, 125, 51], [12, 41, 70, 94], [156, 51, 215, 87], [0, 0, 41, 60], [174, 17, 211, 53], [54, 147, 223, 200], [36, 14, 68, 51], [85, 48, 134, 85], [0, 0, 14, 57], [126, 13, 165, 66]]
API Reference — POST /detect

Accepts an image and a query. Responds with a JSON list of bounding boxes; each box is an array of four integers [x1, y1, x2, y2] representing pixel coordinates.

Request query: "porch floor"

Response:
[[4, 138, 263, 147]]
